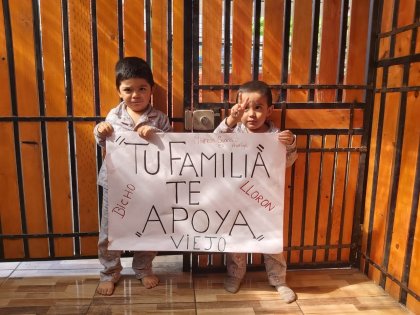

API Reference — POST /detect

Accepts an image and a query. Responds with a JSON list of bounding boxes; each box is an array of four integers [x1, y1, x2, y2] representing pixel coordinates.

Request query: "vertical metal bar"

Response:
[[351, 0, 383, 269], [145, 0, 151, 65], [117, 0, 124, 58], [324, 135, 339, 260], [335, 0, 349, 102], [2, 0, 29, 258], [167, 0, 173, 121], [91, 0, 103, 221], [91, 0, 100, 117], [299, 135, 310, 263], [187, 0, 199, 270], [400, 139, 420, 304], [287, 163, 296, 264], [252, 0, 261, 80], [61, 0, 80, 256], [337, 134, 352, 260], [192, 0, 199, 109], [181, 0, 193, 269], [308, 0, 321, 102], [183, 0, 193, 112], [32, 0, 55, 258], [312, 135, 325, 262], [183, 253, 191, 272], [192, 253, 199, 273], [223, 0, 231, 108], [363, 78, 386, 273], [280, 0, 291, 130]]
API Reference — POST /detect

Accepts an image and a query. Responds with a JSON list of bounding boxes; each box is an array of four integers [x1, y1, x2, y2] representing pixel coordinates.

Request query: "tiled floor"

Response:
[[0, 256, 412, 314]]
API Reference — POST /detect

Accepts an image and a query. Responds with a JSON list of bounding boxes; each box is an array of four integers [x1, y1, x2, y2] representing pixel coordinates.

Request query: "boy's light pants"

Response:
[[98, 188, 157, 283], [226, 252, 287, 286]]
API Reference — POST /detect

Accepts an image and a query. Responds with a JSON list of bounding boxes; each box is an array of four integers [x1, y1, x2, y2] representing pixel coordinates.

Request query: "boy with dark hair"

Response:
[[94, 57, 172, 295], [214, 80, 298, 303]]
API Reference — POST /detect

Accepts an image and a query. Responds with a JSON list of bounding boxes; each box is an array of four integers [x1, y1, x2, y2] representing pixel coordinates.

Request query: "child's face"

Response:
[[239, 91, 273, 132], [118, 78, 153, 114]]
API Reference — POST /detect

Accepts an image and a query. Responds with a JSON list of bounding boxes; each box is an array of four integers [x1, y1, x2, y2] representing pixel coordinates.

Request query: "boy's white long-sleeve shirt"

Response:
[[93, 102, 172, 187]]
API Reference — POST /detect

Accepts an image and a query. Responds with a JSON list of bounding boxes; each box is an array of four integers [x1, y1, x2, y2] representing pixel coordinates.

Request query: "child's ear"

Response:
[[266, 105, 274, 117]]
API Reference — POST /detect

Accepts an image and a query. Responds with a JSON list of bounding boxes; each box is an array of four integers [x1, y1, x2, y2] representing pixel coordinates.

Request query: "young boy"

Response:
[[93, 57, 172, 295], [213, 80, 298, 303]]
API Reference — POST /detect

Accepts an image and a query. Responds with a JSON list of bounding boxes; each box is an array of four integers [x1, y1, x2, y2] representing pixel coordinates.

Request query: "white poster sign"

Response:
[[107, 131, 286, 253]]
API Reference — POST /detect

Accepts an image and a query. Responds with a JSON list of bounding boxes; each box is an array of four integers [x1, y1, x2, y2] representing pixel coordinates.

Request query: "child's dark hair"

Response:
[[237, 80, 272, 106], [115, 57, 154, 89]]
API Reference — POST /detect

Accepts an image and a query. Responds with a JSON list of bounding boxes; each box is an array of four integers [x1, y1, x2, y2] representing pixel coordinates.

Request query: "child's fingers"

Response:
[[137, 126, 155, 138], [98, 122, 112, 135], [241, 96, 249, 107], [278, 133, 294, 145], [231, 106, 239, 119]]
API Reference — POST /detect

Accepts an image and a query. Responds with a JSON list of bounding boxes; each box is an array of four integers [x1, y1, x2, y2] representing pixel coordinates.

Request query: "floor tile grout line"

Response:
[[192, 272, 198, 315]]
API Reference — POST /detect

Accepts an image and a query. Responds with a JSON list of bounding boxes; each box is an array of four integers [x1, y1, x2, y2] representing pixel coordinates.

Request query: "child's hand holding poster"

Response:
[[106, 131, 286, 253]]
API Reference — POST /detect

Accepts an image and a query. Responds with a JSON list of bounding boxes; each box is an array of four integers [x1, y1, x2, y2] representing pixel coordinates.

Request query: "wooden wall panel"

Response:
[[68, 0, 98, 255], [97, 0, 120, 115], [386, 91, 420, 299], [0, 123, 23, 258], [124, 0, 146, 59], [201, 0, 222, 103], [0, 0, 10, 110], [343, 0, 369, 102], [231, 0, 253, 89], [40, 1, 73, 257], [407, 186, 420, 313], [285, 109, 363, 129], [288, 0, 312, 103], [151, 0, 168, 114], [382, 2, 416, 300], [369, 93, 401, 283], [316, 0, 341, 102], [261, 0, 284, 101], [361, 0, 420, 308], [9, 0, 48, 258]]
